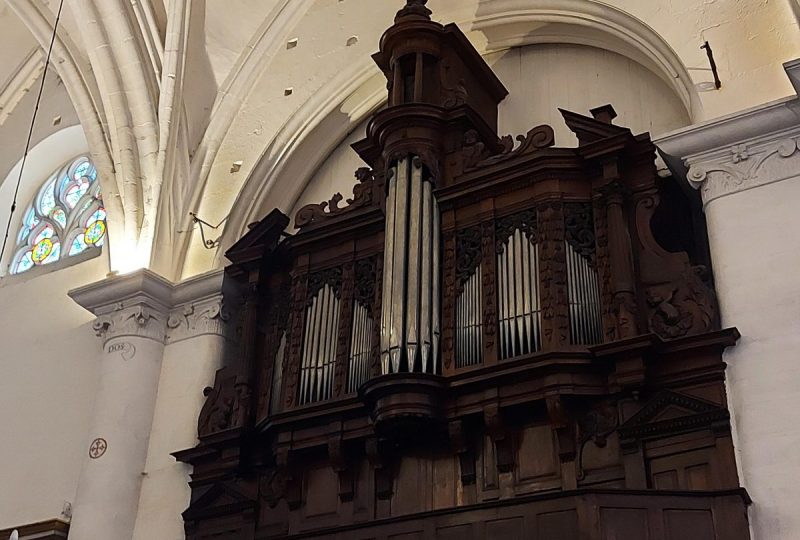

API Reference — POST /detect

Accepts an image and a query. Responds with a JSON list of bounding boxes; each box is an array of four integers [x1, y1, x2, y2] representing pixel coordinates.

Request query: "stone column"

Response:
[[131, 270, 235, 540], [655, 59, 800, 540], [68, 270, 172, 540]]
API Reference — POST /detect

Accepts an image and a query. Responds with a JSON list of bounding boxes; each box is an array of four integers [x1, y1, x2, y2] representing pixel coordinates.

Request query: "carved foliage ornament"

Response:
[[646, 266, 716, 340], [295, 168, 374, 229], [93, 303, 166, 343], [455, 226, 482, 292], [495, 209, 537, 253], [687, 137, 800, 205], [166, 299, 231, 343], [354, 257, 378, 310], [307, 267, 343, 303], [564, 203, 596, 266]]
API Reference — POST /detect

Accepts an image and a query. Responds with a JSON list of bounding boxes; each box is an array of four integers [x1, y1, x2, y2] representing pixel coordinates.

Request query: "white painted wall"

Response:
[[707, 177, 800, 539], [0, 252, 107, 529]]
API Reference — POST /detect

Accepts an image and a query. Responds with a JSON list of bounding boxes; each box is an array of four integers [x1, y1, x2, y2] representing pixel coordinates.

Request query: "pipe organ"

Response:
[[496, 211, 542, 359], [298, 273, 341, 405], [565, 203, 602, 345], [380, 156, 440, 375], [182, 3, 744, 539]]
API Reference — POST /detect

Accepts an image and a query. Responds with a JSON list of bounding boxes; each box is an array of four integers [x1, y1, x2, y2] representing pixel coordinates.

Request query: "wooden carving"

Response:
[[469, 125, 555, 170], [294, 168, 374, 229]]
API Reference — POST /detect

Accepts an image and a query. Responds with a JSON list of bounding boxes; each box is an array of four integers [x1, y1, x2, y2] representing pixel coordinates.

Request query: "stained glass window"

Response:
[[10, 156, 107, 275]]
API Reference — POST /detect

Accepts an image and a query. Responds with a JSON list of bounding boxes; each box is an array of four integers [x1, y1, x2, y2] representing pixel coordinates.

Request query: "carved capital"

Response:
[[166, 296, 232, 344], [92, 303, 167, 343], [686, 136, 800, 206]]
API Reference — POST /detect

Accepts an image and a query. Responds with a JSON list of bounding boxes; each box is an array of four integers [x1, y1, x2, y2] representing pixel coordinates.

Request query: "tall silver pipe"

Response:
[[379, 156, 440, 375], [389, 158, 410, 373], [432, 193, 441, 374], [420, 181, 433, 372], [380, 170, 397, 374], [406, 160, 424, 371]]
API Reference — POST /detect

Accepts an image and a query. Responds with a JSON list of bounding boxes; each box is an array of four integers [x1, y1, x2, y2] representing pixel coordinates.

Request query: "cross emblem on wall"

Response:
[[89, 438, 108, 459]]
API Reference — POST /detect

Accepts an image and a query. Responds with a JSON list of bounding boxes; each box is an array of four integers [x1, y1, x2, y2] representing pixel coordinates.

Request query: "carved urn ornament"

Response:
[[176, 2, 748, 539]]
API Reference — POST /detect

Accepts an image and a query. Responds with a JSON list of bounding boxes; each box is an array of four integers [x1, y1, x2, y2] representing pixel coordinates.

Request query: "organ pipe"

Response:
[[348, 302, 373, 393], [298, 283, 340, 404], [455, 266, 482, 368], [566, 242, 602, 344], [380, 156, 441, 374], [497, 228, 541, 359]]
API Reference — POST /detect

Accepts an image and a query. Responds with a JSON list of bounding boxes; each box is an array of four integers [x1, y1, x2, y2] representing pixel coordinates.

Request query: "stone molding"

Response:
[[685, 135, 800, 206], [656, 59, 800, 208], [69, 268, 236, 346], [167, 295, 232, 344]]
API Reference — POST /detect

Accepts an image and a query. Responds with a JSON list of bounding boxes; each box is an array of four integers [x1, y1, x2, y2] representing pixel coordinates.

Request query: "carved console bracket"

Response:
[[483, 404, 514, 473], [328, 434, 355, 502], [448, 420, 476, 485]]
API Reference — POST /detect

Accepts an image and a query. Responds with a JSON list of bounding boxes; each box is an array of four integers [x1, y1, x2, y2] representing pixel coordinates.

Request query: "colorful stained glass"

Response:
[[87, 207, 106, 225], [14, 251, 34, 274], [12, 156, 106, 275], [51, 207, 67, 228], [31, 238, 53, 263], [69, 234, 88, 255], [17, 208, 39, 243], [41, 241, 60, 265], [33, 224, 55, 243], [38, 180, 57, 216], [84, 220, 106, 245], [73, 160, 92, 180], [64, 181, 89, 208]]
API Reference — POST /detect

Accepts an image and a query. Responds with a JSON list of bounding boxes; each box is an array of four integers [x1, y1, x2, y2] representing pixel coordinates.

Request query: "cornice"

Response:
[[69, 268, 237, 345], [655, 59, 800, 207]]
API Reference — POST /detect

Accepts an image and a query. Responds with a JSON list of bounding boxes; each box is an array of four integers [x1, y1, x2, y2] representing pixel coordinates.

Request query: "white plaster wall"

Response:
[[490, 44, 690, 147], [131, 334, 227, 540], [0, 252, 107, 529], [705, 177, 800, 539]]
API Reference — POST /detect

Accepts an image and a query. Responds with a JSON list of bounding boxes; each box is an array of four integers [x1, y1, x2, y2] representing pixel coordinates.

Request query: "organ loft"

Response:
[[175, 1, 750, 538]]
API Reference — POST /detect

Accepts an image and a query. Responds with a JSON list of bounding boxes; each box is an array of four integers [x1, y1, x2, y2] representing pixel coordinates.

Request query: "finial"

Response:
[[396, 0, 432, 22]]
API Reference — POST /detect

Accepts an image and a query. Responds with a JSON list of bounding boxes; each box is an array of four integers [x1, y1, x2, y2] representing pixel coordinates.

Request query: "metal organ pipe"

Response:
[[497, 228, 541, 359], [380, 156, 441, 375], [298, 283, 340, 404], [566, 242, 602, 345], [348, 302, 373, 393]]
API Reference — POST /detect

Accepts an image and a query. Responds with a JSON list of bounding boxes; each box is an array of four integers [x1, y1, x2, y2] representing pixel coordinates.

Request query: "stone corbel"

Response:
[[448, 419, 476, 485], [327, 434, 355, 502], [483, 404, 514, 473]]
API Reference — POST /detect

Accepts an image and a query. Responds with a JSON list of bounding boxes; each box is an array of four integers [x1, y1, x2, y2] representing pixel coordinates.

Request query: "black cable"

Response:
[[0, 0, 66, 266]]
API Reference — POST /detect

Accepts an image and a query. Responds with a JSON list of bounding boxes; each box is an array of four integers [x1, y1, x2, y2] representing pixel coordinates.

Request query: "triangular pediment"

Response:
[[560, 106, 630, 146], [183, 482, 256, 521], [618, 390, 728, 440], [225, 208, 289, 266]]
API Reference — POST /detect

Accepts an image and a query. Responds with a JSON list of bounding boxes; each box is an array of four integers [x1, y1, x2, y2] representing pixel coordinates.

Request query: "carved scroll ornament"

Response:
[[295, 168, 374, 229], [468, 125, 555, 170]]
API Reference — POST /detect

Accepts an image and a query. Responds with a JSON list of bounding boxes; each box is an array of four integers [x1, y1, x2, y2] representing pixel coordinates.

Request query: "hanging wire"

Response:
[[0, 0, 66, 266]]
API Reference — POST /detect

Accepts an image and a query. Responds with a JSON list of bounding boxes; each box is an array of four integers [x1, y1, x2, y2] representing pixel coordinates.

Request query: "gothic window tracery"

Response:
[[10, 156, 106, 275]]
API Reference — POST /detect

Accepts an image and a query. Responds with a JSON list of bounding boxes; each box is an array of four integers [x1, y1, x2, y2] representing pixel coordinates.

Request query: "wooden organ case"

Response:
[[175, 2, 750, 538]]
